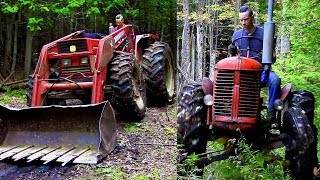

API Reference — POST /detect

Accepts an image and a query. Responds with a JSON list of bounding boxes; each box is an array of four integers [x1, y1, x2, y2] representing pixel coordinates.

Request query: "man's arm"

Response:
[[228, 33, 238, 56]]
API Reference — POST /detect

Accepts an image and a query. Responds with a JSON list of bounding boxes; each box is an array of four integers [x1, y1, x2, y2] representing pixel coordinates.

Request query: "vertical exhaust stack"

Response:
[[262, 0, 275, 70]]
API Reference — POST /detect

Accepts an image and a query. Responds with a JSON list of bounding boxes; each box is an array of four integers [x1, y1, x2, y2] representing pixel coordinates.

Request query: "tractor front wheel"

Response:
[[177, 83, 208, 176], [283, 90, 318, 179], [107, 54, 147, 121]]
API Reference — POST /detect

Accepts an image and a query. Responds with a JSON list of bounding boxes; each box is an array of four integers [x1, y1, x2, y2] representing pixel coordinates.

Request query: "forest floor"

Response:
[[0, 93, 177, 179]]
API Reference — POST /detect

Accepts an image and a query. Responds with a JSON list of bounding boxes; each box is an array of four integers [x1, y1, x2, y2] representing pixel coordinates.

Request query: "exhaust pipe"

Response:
[[262, 0, 275, 70]]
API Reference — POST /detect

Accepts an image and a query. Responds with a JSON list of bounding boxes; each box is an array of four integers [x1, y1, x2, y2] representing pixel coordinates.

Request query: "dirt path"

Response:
[[0, 94, 177, 179]]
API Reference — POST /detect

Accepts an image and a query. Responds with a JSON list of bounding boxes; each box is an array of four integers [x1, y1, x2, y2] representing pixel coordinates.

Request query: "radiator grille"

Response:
[[213, 70, 234, 116], [238, 71, 260, 117], [213, 70, 260, 117], [58, 39, 87, 53], [60, 66, 91, 75]]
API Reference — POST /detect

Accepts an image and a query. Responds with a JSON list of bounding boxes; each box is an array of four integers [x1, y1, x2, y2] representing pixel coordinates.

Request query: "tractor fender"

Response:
[[202, 77, 213, 95], [280, 83, 292, 102], [135, 34, 159, 61]]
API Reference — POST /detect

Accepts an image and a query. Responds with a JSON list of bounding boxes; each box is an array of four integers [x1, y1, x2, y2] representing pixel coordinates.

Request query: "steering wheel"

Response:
[[232, 35, 263, 59]]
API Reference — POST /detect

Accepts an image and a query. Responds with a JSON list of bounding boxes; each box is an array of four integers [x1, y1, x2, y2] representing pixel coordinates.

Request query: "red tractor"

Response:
[[27, 25, 174, 119], [177, 2, 318, 179], [0, 25, 175, 165]]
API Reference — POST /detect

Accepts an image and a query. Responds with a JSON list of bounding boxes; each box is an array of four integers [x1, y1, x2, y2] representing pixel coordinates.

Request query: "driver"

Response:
[[229, 5, 281, 123]]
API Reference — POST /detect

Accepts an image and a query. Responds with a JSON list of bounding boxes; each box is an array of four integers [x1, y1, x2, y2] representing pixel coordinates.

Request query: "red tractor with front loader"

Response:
[[0, 24, 175, 165], [177, 2, 318, 179]]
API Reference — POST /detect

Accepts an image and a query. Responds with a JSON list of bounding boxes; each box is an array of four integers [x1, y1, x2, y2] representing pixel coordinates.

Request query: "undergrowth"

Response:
[[178, 140, 291, 180], [0, 87, 25, 104], [204, 140, 291, 179]]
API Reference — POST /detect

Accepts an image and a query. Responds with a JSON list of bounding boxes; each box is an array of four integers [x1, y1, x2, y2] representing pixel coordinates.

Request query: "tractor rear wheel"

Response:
[[283, 90, 318, 179], [107, 54, 146, 121], [177, 83, 208, 176], [142, 42, 175, 106]]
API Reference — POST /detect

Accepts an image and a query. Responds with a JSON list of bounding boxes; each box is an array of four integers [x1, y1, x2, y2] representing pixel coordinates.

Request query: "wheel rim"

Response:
[[133, 69, 145, 110], [165, 55, 174, 97]]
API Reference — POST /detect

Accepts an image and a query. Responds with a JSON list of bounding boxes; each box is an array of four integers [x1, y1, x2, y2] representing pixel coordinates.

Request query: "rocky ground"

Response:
[[0, 92, 177, 179]]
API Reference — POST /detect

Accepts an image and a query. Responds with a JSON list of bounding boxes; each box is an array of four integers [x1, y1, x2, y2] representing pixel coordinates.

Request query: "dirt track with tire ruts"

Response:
[[0, 94, 177, 179]]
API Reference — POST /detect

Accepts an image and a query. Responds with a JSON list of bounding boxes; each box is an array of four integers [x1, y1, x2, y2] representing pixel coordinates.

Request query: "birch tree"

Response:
[[180, 0, 191, 86], [195, 0, 204, 81]]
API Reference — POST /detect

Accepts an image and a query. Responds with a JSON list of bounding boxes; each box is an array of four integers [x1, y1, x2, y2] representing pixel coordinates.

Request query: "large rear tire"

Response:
[[177, 83, 208, 176], [142, 42, 175, 106], [283, 90, 318, 179], [107, 54, 147, 121]]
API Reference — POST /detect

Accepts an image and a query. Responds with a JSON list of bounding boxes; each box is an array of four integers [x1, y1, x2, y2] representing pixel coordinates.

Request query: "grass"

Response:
[[95, 167, 163, 180], [165, 127, 176, 136], [0, 87, 26, 104], [124, 122, 141, 132], [95, 167, 128, 180]]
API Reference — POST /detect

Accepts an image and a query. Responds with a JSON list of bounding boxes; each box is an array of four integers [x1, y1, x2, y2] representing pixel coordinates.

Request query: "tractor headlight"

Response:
[[204, 94, 213, 106], [274, 99, 284, 110], [80, 57, 89, 64], [61, 58, 71, 66]]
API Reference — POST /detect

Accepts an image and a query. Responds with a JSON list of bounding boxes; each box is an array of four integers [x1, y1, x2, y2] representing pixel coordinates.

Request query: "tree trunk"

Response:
[[4, 16, 13, 76], [208, 0, 215, 80], [11, 13, 19, 73], [234, 0, 241, 32], [24, 30, 34, 77], [196, 0, 204, 81], [180, 0, 190, 86], [279, 6, 290, 60], [191, 34, 195, 81]]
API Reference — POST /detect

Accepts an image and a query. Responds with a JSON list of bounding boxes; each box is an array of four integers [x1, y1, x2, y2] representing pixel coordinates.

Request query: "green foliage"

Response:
[[86, 7, 100, 16], [102, 0, 128, 12], [177, 153, 202, 178], [273, 0, 320, 134], [124, 122, 141, 132], [0, 2, 19, 13], [133, 169, 161, 180], [204, 140, 291, 180], [27, 17, 43, 31], [0, 87, 26, 104]]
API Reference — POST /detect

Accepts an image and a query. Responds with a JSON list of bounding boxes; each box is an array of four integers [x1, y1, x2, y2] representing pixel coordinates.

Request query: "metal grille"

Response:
[[58, 39, 87, 53], [214, 70, 234, 116], [239, 71, 260, 117], [60, 66, 91, 75]]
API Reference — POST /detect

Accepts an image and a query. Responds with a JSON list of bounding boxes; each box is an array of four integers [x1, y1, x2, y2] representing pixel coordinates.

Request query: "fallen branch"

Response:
[[3, 79, 28, 86], [0, 71, 15, 88]]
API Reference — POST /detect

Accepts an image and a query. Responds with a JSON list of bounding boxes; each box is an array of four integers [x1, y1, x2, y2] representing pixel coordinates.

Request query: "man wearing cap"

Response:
[[114, 14, 126, 31]]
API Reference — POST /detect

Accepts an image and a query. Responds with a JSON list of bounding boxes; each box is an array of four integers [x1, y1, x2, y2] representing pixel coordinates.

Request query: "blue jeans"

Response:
[[261, 70, 281, 119]]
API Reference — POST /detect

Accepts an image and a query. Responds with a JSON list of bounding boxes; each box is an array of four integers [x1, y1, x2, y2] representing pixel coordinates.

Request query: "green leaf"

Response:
[[1, 2, 19, 13]]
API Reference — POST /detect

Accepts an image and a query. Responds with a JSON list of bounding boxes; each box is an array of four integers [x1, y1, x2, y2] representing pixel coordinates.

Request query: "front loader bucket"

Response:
[[0, 101, 116, 166]]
